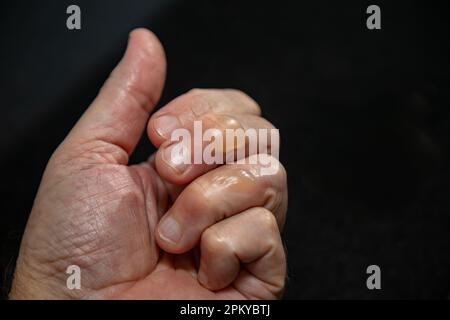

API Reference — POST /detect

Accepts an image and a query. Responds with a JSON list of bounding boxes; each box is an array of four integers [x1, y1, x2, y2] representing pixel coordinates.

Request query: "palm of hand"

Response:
[[23, 159, 246, 300]]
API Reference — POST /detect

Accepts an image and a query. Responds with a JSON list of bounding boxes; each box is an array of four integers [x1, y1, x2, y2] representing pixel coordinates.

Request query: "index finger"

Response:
[[147, 88, 262, 147]]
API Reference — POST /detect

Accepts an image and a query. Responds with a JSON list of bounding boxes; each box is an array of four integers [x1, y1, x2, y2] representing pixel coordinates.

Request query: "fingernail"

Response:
[[163, 142, 190, 173], [153, 115, 180, 139], [159, 216, 182, 244]]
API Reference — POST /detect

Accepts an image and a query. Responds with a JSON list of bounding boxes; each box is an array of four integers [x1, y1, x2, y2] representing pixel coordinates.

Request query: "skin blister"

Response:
[[10, 28, 287, 300], [148, 88, 275, 186], [204, 169, 257, 196], [156, 156, 287, 254]]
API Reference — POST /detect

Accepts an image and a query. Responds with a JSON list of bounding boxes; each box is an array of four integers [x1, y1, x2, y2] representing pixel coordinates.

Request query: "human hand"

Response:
[[10, 29, 287, 300]]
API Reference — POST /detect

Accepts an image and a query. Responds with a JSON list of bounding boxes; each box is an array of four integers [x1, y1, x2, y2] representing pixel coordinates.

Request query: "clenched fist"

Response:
[[10, 29, 288, 300]]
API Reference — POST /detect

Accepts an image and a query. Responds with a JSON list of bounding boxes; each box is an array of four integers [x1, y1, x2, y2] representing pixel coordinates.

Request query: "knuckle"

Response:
[[202, 113, 243, 132], [268, 156, 287, 179], [187, 88, 207, 96], [189, 179, 209, 200], [255, 208, 279, 233], [201, 227, 229, 254], [185, 89, 215, 118], [250, 154, 286, 181], [186, 180, 215, 214], [224, 88, 249, 98], [187, 88, 262, 116], [186, 88, 212, 104], [253, 208, 281, 250], [223, 89, 262, 114]]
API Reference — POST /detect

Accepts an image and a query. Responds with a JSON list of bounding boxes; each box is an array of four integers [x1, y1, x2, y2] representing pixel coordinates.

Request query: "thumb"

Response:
[[58, 28, 166, 165]]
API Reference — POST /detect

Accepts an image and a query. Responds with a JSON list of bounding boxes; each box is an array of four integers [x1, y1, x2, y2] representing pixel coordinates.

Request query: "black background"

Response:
[[1, 0, 450, 299]]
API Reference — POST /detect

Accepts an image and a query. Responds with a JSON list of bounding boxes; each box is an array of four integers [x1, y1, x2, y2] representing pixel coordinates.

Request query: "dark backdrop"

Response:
[[1, 0, 450, 299]]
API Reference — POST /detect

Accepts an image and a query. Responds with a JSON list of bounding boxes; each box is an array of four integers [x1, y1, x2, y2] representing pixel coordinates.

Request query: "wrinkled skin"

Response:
[[10, 29, 288, 300]]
